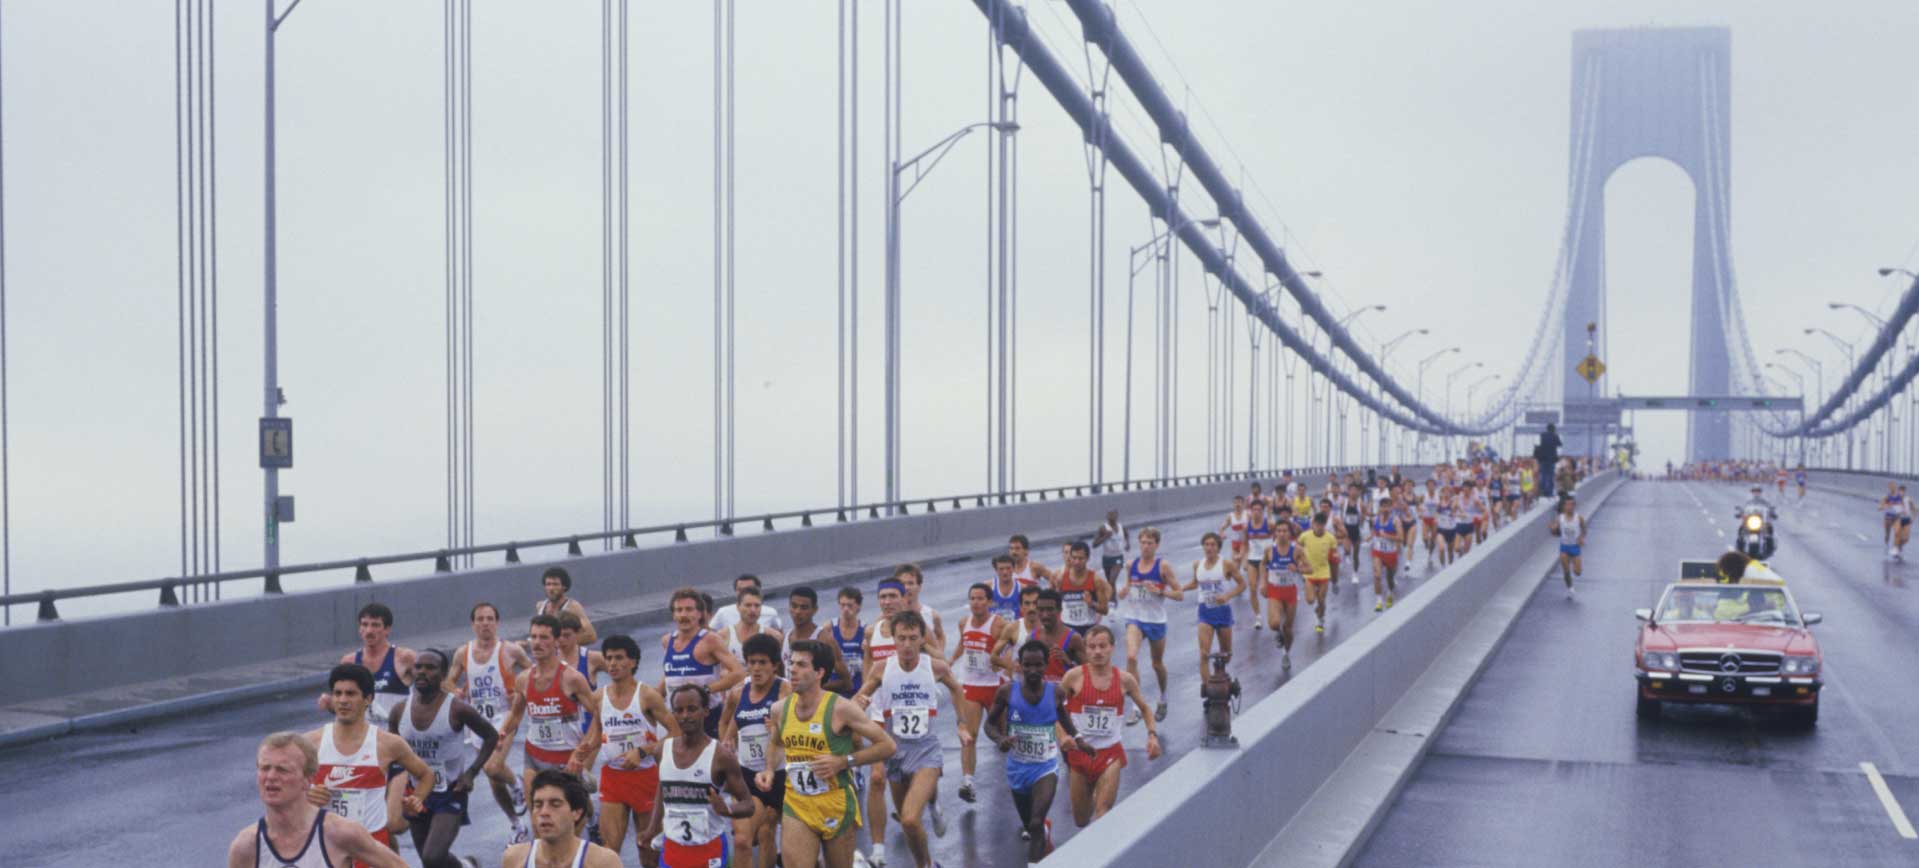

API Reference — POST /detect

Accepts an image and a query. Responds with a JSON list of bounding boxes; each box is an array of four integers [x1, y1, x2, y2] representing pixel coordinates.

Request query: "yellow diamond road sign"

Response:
[[1577, 355, 1606, 384]]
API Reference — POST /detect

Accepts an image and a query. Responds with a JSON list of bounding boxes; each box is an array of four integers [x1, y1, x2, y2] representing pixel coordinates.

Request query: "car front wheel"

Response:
[[1636, 692, 1660, 720], [1784, 699, 1818, 730]]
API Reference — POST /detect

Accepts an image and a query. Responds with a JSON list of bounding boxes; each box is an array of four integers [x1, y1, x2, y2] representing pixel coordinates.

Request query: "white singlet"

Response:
[[253, 811, 332, 868], [521, 838, 589, 868], [957, 614, 1003, 689], [1193, 558, 1230, 608], [1099, 521, 1127, 558], [658, 738, 727, 849], [874, 653, 940, 742], [598, 686, 663, 770], [1011, 560, 1039, 588], [397, 696, 467, 793], [1558, 513, 1583, 545], [461, 642, 514, 740], [313, 724, 386, 836]]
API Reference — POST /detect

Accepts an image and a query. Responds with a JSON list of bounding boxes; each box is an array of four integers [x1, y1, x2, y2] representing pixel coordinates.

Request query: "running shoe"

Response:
[[1374, 601, 1383, 612], [1282, 651, 1292, 671], [460, 859, 481, 868], [1315, 623, 1325, 634], [1155, 701, 1168, 722], [1126, 707, 1141, 726], [932, 799, 948, 837], [510, 779, 527, 816], [1386, 594, 1395, 609], [853, 851, 875, 868], [957, 780, 976, 803], [871, 851, 888, 868]]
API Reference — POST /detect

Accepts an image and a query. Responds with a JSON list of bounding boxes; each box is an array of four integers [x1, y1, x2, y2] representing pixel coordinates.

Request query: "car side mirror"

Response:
[[1633, 608, 1652, 622], [1802, 612, 1823, 626]]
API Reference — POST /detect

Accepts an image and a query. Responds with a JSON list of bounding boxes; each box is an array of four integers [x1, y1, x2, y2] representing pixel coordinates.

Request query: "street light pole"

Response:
[[262, 0, 306, 575], [1776, 348, 1823, 465], [1444, 361, 1482, 462], [884, 119, 1015, 508], [1766, 362, 1808, 466]]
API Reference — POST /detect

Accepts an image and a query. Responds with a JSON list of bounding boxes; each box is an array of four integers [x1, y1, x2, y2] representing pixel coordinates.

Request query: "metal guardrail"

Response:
[[1, 465, 1377, 623]]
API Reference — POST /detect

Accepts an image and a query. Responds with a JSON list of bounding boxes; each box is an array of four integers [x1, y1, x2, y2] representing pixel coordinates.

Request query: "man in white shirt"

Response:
[[709, 574, 787, 634]]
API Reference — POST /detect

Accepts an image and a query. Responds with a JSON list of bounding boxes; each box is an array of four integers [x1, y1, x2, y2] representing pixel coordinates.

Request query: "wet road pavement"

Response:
[[1, 479, 1487, 867], [1356, 480, 1919, 867]]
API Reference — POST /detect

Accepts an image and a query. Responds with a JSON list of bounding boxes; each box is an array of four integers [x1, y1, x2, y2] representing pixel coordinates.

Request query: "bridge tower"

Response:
[[1561, 27, 1734, 460]]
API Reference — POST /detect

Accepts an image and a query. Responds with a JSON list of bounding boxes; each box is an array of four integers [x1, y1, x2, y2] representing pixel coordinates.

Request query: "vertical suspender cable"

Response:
[[711, 0, 722, 527], [462, 0, 474, 564], [836, 0, 845, 508], [618, 0, 628, 534], [175, 0, 190, 582], [599, 0, 611, 546], [725, 0, 735, 517], [442, 0, 455, 557], [982, 15, 993, 493], [848, 0, 857, 507], [207, 0, 222, 583]]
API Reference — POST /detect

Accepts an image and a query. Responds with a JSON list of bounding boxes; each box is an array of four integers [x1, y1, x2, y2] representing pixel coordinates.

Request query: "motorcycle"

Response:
[[1734, 504, 1777, 560]]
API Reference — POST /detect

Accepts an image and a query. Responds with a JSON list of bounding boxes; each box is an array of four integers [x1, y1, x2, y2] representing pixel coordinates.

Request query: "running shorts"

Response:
[[782, 782, 860, 841], [1197, 604, 1234, 628], [1101, 555, 1125, 574], [1064, 743, 1126, 780], [884, 737, 943, 782], [1559, 544, 1581, 558], [962, 683, 1002, 708], [1005, 757, 1059, 794], [1372, 551, 1398, 570], [600, 764, 660, 814], [1264, 583, 1297, 603], [747, 767, 785, 811], [661, 832, 730, 868], [1454, 523, 1473, 536], [1128, 620, 1167, 643], [405, 789, 471, 827]]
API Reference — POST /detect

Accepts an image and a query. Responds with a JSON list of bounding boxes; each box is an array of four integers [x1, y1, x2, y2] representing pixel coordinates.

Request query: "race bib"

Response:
[[664, 804, 709, 844], [963, 648, 993, 679], [738, 726, 770, 769], [1010, 723, 1055, 763], [1063, 597, 1093, 624], [786, 761, 830, 796], [1078, 706, 1117, 740], [533, 719, 566, 746], [890, 706, 930, 739], [1201, 583, 1226, 607]]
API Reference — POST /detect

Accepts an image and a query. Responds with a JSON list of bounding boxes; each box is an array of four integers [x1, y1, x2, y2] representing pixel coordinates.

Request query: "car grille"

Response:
[[1678, 650, 1781, 674]]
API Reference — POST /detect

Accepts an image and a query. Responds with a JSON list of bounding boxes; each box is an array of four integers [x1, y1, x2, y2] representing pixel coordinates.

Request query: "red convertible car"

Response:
[[1633, 561, 1823, 728]]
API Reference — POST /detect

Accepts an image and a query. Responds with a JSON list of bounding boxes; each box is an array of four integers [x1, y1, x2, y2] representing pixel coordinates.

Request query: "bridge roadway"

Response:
[[0, 475, 1460, 868], [1356, 479, 1919, 866]]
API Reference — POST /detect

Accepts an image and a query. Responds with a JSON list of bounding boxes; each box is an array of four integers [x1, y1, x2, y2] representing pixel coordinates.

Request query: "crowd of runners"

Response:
[[235, 457, 1587, 868]]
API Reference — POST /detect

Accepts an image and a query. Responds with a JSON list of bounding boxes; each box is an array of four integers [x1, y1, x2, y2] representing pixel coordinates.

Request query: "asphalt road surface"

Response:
[[1356, 480, 1919, 867], [1, 482, 1481, 868]]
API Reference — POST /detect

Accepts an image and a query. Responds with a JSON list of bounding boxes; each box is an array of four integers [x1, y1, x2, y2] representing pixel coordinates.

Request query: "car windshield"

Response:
[[1658, 586, 1798, 626]]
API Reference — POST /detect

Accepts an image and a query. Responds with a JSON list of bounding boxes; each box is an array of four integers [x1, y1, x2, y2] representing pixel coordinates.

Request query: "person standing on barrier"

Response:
[[1549, 497, 1587, 599], [1532, 423, 1562, 499]]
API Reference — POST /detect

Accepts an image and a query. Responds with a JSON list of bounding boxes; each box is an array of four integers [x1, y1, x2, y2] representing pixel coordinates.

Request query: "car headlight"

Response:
[[1782, 655, 1819, 675], [1744, 514, 1764, 532], [1644, 651, 1679, 671]]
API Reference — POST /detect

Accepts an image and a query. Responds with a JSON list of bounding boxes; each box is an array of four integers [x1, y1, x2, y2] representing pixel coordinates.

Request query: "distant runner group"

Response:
[[235, 457, 1578, 867]]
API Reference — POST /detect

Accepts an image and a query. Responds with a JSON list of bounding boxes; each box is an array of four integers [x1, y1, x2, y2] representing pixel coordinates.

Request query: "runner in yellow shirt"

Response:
[[1297, 512, 1341, 635]]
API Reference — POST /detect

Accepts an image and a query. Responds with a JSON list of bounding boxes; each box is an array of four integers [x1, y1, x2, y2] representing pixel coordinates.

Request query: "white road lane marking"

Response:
[[1857, 533, 1870, 542], [1860, 762, 1918, 839]]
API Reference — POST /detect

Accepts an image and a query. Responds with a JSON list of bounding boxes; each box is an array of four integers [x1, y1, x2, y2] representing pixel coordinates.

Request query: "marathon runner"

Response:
[[570, 634, 675, 866], [1242, 499, 1274, 627], [893, 565, 948, 662], [388, 648, 497, 868], [830, 587, 867, 696], [1548, 497, 1587, 598], [1896, 485, 1914, 561], [500, 615, 599, 811], [1119, 527, 1182, 724], [721, 586, 785, 664], [984, 640, 1089, 863], [952, 583, 1011, 804], [1883, 482, 1906, 554], [445, 602, 531, 842], [1182, 532, 1247, 679], [1055, 540, 1112, 636], [1370, 495, 1405, 612], [1775, 465, 1789, 498], [534, 567, 597, 645], [556, 614, 608, 728], [718, 635, 791, 868], [856, 611, 969, 868], [1263, 520, 1302, 669], [305, 664, 435, 863], [784, 587, 849, 691], [645, 684, 756, 868], [660, 588, 746, 738], [1058, 624, 1160, 829], [986, 555, 1024, 620], [1091, 510, 1129, 585], [1339, 484, 1367, 584], [319, 604, 416, 728], [1007, 534, 1056, 589], [228, 732, 406, 868], [1220, 495, 1251, 566], [712, 574, 787, 635], [1795, 464, 1807, 500], [1022, 588, 1086, 684], [1298, 513, 1339, 635], [501, 770, 622, 868], [762, 640, 898, 868]]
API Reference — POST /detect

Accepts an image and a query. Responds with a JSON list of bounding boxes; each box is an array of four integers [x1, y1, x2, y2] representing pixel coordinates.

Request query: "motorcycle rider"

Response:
[[1735, 486, 1777, 559]]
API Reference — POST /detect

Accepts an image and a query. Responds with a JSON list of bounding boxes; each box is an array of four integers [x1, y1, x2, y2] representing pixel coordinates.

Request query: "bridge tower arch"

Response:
[[1561, 27, 1734, 460]]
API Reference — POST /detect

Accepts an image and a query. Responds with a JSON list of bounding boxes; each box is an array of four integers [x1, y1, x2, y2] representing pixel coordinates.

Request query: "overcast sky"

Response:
[[4, 0, 1916, 614]]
